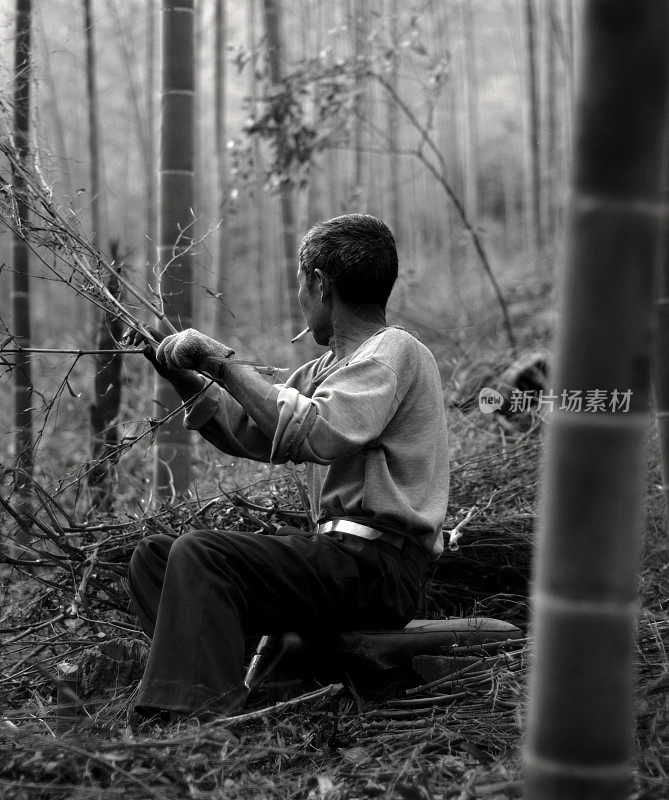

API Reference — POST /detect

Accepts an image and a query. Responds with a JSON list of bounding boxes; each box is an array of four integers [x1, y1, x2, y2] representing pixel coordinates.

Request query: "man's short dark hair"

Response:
[[299, 214, 398, 307]]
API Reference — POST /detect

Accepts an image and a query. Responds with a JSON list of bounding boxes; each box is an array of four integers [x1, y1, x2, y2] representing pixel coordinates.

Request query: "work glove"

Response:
[[123, 326, 207, 402], [156, 329, 235, 374]]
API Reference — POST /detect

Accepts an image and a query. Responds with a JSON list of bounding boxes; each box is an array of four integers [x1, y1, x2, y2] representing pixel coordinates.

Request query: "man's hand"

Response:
[[156, 329, 235, 374], [123, 326, 207, 402]]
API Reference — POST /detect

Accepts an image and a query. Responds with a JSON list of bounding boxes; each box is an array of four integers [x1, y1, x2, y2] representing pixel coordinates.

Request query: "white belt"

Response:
[[317, 519, 405, 549]]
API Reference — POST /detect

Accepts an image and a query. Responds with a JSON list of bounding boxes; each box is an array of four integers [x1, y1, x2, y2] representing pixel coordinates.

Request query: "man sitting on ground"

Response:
[[126, 213, 450, 720]]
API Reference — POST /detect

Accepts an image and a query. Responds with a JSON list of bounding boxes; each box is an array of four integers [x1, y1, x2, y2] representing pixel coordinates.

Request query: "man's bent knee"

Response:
[[167, 530, 207, 556], [129, 533, 175, 580], [167, 529, 239, 559]]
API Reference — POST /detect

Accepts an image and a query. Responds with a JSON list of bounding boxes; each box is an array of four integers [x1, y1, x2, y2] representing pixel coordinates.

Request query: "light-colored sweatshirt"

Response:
[[184, 327, 450, 557]]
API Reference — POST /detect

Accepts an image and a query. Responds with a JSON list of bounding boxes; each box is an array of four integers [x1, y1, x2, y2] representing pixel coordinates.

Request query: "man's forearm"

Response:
[[209, 361, 281, 441], [150, 327, 282, 440]]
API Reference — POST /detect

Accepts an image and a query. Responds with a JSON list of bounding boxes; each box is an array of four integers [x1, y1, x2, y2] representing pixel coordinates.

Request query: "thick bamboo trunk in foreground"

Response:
[[11, 0, 33, 509], [523, 3, 669, 799], [152, 0, 195, 499]]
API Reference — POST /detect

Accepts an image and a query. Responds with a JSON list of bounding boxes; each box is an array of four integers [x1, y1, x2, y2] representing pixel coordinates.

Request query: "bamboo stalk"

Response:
[[146, 0, 158, 285], [247, 0, 267, 331], [460, 0, 482, 296], [213, 0, 230, 338], [11, 0, 33, 514], [524, 0, 543, 254], [544, 0, 559, 240], [653, 126, 669, 534], [153, 0, 196, 498], [82, 0, 106, 255], [351, 0, 366, 203], [523, 3, 669, 799], [262, 0, 301, 337], [88, 258, 124, 508], [386, 0, 401, 243]]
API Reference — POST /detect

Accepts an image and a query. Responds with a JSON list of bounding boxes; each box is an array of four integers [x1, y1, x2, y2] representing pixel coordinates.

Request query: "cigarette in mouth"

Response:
[[291, 327, 310, 343]]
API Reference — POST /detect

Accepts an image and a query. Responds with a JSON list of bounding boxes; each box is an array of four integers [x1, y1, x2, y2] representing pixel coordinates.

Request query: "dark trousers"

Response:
[[128, 526, 429, 716]]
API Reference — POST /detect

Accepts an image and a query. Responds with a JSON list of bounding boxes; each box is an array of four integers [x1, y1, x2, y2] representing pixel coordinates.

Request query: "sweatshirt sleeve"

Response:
[[270, 357, 401, 465], [183, 384, 273, 462]]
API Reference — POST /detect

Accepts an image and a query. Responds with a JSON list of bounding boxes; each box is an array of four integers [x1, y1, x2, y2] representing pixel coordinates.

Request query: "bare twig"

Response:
[[218, 682, 344, 726], [1, 347, 145, 355]]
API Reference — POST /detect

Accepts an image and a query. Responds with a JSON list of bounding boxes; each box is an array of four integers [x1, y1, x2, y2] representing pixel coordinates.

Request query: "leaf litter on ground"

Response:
[[1, 405, 667, 799]]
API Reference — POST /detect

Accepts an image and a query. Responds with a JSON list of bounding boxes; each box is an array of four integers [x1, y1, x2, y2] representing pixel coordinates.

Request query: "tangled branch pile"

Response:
[[1, 417, 667, 799]]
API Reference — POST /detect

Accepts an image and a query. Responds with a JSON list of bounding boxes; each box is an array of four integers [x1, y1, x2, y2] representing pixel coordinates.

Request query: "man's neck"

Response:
[[328, 304, 387, 361]]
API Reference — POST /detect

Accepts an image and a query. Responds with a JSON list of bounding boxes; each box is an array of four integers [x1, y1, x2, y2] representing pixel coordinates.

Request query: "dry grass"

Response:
[[1, 407, 667, 800]]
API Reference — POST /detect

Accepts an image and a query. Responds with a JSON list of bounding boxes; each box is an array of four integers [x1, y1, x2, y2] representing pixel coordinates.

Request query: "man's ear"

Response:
[[314, 269, 332, 302]]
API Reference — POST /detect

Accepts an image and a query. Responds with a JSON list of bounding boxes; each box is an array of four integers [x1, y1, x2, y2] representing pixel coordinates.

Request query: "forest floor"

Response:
[[1, 282, 668, 799]]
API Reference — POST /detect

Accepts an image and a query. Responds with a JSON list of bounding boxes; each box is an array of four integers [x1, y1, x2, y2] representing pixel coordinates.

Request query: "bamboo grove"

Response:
[[1, 2, 669, 799]]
